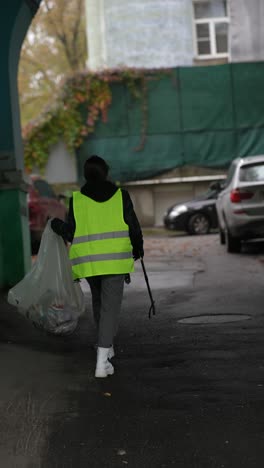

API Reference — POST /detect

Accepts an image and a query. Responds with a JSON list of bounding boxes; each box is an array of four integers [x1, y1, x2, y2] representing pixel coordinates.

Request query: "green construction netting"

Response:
[[232, 63, 264, 128], [78, 62, 264, 183], [179, 65, 234, 131]]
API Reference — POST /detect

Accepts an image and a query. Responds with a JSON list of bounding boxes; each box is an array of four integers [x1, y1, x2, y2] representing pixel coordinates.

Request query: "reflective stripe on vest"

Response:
[[72, 230, 129, 244], [71, 251, 132, 265], [69, 189, 134, 279]]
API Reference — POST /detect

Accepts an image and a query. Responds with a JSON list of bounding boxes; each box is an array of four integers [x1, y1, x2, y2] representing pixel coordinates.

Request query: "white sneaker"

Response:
[[94, 344, 115, 359], [95, 347, 114, 378], [108, 345, 115, 359]]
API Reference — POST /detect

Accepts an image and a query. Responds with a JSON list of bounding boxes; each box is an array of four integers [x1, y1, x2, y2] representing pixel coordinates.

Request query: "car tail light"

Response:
[[230, 189, 254, 203]]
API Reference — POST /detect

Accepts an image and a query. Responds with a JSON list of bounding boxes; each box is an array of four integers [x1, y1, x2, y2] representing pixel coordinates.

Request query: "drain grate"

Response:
[[178, 314, 251, 324]]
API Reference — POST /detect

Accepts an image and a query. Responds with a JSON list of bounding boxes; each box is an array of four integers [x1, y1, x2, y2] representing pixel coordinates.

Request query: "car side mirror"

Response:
[[209, 181, 223, 192]]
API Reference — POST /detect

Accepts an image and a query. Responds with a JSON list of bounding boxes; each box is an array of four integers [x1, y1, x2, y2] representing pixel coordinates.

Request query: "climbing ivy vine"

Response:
[[23, 68, 172, 173]]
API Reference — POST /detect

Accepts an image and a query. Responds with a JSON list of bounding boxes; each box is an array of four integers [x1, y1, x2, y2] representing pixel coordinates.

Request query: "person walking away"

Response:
[[51, 155, 144, 378]]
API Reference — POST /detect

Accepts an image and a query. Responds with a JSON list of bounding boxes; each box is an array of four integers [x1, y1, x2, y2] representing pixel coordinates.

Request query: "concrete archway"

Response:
[[0, 0, 41, 288]]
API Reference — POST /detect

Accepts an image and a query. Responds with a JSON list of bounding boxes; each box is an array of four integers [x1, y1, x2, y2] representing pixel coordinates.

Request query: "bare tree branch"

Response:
[[20, 55, 58, 91]]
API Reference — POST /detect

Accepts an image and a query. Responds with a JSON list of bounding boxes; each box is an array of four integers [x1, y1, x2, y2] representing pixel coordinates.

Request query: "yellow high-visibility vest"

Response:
[[69, 189, 134, 279]]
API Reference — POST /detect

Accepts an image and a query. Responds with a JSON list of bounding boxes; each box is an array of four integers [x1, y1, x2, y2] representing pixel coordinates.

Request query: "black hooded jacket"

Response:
[[51, 180, 144, 258]]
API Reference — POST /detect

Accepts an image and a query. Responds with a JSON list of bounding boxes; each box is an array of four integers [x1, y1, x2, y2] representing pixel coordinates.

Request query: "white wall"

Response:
[[44, 141, 77, 184], [229, 0, 264, 62], [86, 0, 194, 70], [85, 0, 106, 70]]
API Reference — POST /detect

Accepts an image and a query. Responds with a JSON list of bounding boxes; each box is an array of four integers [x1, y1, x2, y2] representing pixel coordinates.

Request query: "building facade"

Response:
[[85, 0, 264, 70]]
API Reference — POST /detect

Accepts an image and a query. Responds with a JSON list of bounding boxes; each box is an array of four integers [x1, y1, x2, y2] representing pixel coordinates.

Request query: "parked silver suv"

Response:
[[216, 155, 264, 253]]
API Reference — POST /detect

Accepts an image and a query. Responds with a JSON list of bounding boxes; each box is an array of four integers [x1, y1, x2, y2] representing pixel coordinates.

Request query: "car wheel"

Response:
[[188, 213, 210, 235], [225, 229, 241, 253], [219, 228, 225, 245]]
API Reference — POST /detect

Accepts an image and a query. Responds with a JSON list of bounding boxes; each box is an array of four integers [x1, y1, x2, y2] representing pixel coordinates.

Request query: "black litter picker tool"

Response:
[[140, 258, 156, 319]]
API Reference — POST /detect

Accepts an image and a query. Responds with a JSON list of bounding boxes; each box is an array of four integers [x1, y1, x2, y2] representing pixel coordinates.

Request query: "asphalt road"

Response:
[[1, 232, 264, 467]]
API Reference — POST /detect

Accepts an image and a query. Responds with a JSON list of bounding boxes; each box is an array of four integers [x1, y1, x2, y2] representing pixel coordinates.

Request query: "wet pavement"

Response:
[[1, 232, 264, 467]]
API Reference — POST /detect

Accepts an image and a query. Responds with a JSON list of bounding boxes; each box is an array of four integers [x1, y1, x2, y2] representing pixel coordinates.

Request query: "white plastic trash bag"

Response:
[[8, 220, 85, 335]]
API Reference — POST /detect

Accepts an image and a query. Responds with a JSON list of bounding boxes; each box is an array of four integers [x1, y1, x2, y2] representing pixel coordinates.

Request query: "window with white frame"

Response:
[[193, 0, 229, 59]]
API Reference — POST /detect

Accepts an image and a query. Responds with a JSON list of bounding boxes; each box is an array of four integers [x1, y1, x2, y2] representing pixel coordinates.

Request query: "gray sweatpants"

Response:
[[86, 274, 125, 348]]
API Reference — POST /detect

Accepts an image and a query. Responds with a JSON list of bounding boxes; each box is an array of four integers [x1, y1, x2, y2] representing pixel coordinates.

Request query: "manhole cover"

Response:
[[178, 314, 251, 324]]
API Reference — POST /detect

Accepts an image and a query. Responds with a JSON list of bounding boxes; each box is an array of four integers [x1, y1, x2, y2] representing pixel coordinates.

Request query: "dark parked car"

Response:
[[163, 182, 223, 235], [28, 175, 67, 252]]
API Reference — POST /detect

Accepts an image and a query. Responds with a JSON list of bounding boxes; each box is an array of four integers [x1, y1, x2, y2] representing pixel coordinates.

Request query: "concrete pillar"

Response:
[[0, 2, 40, 288], [0, 173, 31, 287]]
